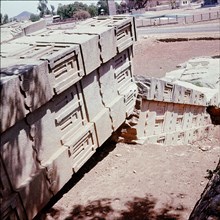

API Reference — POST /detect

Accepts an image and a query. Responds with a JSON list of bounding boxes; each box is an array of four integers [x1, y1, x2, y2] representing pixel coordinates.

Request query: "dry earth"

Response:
[[36, 23, 220, 220], [39, 130, 220, 220], [133, 33, 220, 78]]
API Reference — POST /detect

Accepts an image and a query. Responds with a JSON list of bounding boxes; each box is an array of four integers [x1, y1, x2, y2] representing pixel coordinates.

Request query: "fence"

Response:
[[136, 11, 220, 27]]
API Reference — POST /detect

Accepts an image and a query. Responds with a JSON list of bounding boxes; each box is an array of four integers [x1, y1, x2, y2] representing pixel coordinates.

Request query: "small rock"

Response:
[[176, 204, 184, 210], [200, 181, 205, 185], [207, 216, 219, 220], [199, 145, 212, 151], [115, 154, 122, 157], [133, 170, 137, 174]]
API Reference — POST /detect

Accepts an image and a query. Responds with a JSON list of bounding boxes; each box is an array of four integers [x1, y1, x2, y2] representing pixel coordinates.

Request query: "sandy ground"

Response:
[[133, 34, 220, 78], [37, 18, 220, 220]]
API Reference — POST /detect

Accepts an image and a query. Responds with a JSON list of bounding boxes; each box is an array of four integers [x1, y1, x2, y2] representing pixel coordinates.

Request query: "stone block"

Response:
[[154, 115, 165, 135], [80, 70, 106, 120], [176, 131, 185, 145], [197, 92, 207, 106], [209, 92, 219, 106], [184, 129, 194, 144], [93, 109, 113, 147], [163, 104, 176, 133], [64, 123, 98, 173], [1, 120, 39, 190], [68, 26, 117, 63], [23, 19, 46, 35], [182, 106, 193, 130], [14, 32, 101, 76], [172, 104, 185, 131], [25, 103, 62, 165], [190, 106, 204, 127], [106, 16, 137, 53], [1, 192, 28, 220], [144, 101, 157, 136], [108, 96, 126, 131], [183, 88, 193, 104], [25, 27, 48, 37], [98, 59, 117, 106], [119, 83, 138, 117], [173, 84, 185, 103], [24, 82, 88, 165], [109, 17, 136, 53], [144, 101, 167, 136], [38, 32, 101, 75], [156, 135, 167, 144], [165, 132, 179, 145], [1, 41, 84, 95], [0, 43, 30, 57], [136, 100, 149, 138], [201, 113, 212, 126], [98, 47, 135, 108], [80, 17, 111, 26], [113, 47, 134, 93], [0, 156, 13, 199], [148, 78, 164, 101], [192, 129, 198, 142], [143, 135, 157, 144], [1, 58, 53, 113], [162, 82, 174, 102], [80, 16, 137, 53], [52, 83, 88, 146], [80, 70, 113, 146], [0, 67, 27, 133], [42, 146, 73, 195], [16, 168, 53, 220], [196, 112, 205, 127]]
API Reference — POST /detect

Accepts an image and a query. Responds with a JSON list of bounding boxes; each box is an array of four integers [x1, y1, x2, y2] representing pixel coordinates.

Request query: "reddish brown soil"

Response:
[[133, 35, 220, 78], [40, 27, 220, 220]]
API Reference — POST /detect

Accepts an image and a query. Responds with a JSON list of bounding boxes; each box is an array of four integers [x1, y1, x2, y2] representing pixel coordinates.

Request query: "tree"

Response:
[[51, 5, 55, 15], [30, 13, 40, 22], [0, 13, 3, 25], [97, 0, 109, 15], [88, 4, 98, 17], [38, 0, 51, 17], [3, 14, 9, 24], [134, 0, 149, 9], [9, 17, 17, 22], [57, 2, 93, 20], [73, 10, 91, 20]]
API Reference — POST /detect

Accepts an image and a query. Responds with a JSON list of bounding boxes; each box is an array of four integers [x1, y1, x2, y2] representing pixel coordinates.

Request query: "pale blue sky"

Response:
[[0, 0, 102, 17]]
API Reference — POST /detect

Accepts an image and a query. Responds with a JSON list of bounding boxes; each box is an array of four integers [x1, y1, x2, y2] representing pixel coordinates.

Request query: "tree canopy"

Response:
[[0, 13, 9, 25], [57, 2, 98, 19], [38, 0, 55, 17], [30, 14, 41, 22]]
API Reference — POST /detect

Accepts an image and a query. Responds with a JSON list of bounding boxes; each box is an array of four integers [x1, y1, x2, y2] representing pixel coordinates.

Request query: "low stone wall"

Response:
[[115, 76, 218, 145], [0, 19, 46, 43]]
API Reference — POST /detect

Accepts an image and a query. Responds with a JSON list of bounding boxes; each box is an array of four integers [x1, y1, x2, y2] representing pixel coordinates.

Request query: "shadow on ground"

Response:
[[35, 139, 186, 220], [46, 194, 185, 220], [34, 139, 118, 219]]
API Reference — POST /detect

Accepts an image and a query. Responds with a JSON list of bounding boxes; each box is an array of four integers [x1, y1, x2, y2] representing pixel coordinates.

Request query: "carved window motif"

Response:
[[54, 84, 87, 145], [164, 83, 173, 101]]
